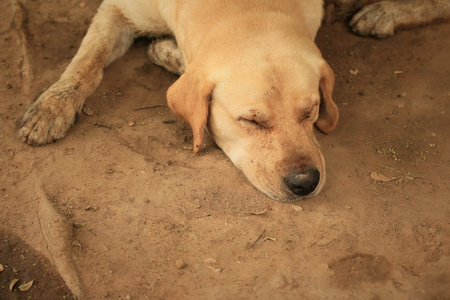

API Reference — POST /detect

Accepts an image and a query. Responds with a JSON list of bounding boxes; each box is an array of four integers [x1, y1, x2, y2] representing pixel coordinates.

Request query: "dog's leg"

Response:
[[147, 38, 186, 75], [19, 3, 137, 145], [349, 0, 450, 38]]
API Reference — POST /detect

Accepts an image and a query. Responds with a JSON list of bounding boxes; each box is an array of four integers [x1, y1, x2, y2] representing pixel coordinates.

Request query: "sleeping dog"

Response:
[[19, 0, 449, 201]]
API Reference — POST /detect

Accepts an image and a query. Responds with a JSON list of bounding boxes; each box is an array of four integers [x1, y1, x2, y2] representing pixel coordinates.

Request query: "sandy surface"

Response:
[[1, 1, 449, 299]]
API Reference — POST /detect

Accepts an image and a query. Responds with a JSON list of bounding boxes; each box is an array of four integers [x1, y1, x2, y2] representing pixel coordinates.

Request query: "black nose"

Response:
[[283, 168, 320, 196]]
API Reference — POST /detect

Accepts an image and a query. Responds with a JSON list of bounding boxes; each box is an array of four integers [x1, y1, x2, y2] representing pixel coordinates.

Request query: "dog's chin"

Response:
[[258, 182, 324, 203], [266, 191, 318, 203]]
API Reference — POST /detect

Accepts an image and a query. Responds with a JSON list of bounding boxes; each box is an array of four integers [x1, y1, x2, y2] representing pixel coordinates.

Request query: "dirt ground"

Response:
[[1, 1, 449, 299]]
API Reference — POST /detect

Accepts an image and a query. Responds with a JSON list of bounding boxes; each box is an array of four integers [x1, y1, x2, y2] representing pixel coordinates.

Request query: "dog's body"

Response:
[[19, 0, 450, 201]]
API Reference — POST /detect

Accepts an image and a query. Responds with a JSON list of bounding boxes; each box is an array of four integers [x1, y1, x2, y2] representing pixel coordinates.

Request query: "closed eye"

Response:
[[301, 110, 312, 120], [238, 116, 270, 129], [301, 103, 319, 122], [240, 117, 260, 126]]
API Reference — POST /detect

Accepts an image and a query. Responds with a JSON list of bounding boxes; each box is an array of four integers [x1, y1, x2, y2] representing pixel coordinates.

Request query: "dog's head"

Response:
[[167, 55, 338, 202]]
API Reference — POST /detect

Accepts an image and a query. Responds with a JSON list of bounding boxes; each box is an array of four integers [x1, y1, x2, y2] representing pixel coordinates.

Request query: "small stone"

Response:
[[204, 258, 216, 264], [73, 223, 83, 229], [270, 271, 287, 289], [291, 205, 302, 212], [175, 259, 187, 269], [0, 264, 4, 272], [82, 105, 95, 116]]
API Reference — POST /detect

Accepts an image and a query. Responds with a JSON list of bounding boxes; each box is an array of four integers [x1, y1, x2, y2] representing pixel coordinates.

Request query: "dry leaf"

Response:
[[249, 208, 267, 215], [370, 171, 399, 182], [19, 279, 35, 292], [208, 266, 223, 273], [9, 278, 19, 291]]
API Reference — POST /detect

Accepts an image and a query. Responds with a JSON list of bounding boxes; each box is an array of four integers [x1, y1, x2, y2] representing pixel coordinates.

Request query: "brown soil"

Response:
[[1, 1, 449, 299]]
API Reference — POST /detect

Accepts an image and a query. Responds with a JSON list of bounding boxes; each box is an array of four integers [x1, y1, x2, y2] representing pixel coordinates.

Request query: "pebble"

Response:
[[175, 259, 187, 269], [204, 258, 216, 264], [81, 105, 95, 116], [270, 271, 287, 289], [291, 205, 302, 212]]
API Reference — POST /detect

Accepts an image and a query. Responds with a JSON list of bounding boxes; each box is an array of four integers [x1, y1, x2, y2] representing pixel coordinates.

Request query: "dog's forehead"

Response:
[[210, 58, 323, 120], [217, 63, 320, 97]]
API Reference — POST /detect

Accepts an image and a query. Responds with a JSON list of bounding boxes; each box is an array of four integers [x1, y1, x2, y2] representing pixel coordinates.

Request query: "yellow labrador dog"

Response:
[[19, 0, 449, 201]]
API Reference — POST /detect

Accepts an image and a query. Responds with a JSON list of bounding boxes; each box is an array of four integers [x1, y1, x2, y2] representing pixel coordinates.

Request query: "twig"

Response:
[[378, 164, 411, 176], [133, 105, 164, 110], [138, 83, 154, 91], [249, 230, 266, 249], [245, 207, 267, 215], [94, 123, 113, 129]]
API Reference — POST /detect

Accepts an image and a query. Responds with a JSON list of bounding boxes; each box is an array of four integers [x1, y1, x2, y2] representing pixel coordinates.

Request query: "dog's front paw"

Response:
[[349, 2, 398, 38], [19, 87, 79, 145]]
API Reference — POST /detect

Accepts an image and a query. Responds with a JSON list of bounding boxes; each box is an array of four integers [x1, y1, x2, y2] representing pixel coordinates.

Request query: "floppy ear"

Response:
[[166, 68, 214, 153], [315, 61, 339, 133]]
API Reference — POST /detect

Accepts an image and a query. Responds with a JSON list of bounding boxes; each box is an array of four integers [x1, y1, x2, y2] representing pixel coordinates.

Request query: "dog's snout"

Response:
[[283, 168, 320, 196]]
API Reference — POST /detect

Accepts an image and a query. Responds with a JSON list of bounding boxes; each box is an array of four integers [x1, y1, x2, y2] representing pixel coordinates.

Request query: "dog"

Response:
[[18, 0, 450, 202]]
